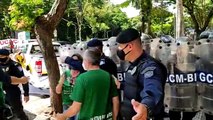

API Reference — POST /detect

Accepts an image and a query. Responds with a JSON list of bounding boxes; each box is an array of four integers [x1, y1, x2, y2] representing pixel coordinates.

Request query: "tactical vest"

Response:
[[120, 55, 167, 120]]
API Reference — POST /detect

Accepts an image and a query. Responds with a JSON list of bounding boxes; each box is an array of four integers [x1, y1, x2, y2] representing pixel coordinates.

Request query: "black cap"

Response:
[[65, 57, 85, 73], [87, 38, 103, 47], [116, 28, 140, 43], [0, 49, 10, 56]]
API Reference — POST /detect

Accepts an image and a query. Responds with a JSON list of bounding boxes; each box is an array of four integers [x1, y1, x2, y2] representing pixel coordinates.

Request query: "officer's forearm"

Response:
[[22, 82, 29, 96], [11, 76, 28, 84], [112, 96, 119, 120]]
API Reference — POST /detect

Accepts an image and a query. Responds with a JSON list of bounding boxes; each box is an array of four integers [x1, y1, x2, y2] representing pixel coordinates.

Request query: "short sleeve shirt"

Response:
[[71, 69, 118, 120]]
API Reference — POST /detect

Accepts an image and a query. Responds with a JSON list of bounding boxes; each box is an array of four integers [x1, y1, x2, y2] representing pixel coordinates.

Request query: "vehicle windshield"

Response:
[[30, 45, 60, 54]]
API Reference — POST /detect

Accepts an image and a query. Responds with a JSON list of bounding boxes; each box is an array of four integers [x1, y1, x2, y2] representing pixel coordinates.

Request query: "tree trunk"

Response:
[[141, 17, 146, 33], [176, 0, 184, 39], [34, 0, 69, 113]]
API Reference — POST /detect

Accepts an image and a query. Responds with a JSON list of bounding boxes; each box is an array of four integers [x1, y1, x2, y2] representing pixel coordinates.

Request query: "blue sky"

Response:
[[110, 0, 140, 18]]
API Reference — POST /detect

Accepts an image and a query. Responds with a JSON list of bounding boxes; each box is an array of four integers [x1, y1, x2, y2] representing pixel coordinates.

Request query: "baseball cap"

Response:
[[65, 57, 85, 73]]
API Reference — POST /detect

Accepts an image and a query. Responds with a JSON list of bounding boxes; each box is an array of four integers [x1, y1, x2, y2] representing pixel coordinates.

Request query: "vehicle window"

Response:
[[30, 45, 42, 54], [53, 45, 60, 53], [30, 45, 60, 54]]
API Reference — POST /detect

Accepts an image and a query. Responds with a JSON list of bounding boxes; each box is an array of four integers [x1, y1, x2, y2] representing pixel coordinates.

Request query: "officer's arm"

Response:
[[0, 71, 28, 85], [15, 64, 29, 96], [11, 76, 28, 84], [139, 63, 163, 114], [22, 82, 29, 96]]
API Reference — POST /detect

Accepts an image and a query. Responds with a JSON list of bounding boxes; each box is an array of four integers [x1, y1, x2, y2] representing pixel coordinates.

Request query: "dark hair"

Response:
[[84, 48, 101, 66], [71, 53, 83, 62]]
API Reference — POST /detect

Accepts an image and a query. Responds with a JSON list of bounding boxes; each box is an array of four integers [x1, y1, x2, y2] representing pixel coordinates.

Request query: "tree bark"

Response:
[[34, 0, 69, 113], [176, 0, 184, 39]]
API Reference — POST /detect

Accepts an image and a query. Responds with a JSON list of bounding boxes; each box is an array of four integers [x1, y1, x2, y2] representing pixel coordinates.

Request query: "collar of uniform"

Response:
[[130, 50, 147, 66], [0, 59, 13, 66]]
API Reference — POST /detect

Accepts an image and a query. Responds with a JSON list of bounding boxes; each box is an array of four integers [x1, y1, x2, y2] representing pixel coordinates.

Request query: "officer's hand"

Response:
[[56, 113, 66, 120], [24, 96, 29, 103], [21, 76, 29, 84], [131, 99, 147, 120], [56, 84, 62, 94]]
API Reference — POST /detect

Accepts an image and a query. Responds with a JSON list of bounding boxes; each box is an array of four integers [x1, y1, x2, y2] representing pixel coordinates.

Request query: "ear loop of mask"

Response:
[[122, 44, 131, 56]]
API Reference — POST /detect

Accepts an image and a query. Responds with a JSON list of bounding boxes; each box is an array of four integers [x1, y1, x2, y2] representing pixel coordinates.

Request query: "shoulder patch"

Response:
[[144, 70, 154, 78], [17, 66, 23, 72], [141, 67, 156, 74], [100, 59, 105, 65]]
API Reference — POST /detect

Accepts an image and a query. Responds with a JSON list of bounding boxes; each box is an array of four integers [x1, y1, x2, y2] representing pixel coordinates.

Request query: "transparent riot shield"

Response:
[[103, 37, 120, 64], [195, 39, 213, 115], [149, 38, 161, 58], [166, 39, 199, 112]]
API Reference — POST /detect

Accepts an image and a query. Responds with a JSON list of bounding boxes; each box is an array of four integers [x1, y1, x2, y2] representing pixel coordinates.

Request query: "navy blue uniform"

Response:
[[0, 67, 12, 119], [120, 52, 167, 120], [100, 54, 117, 77], [0, 67, 11, 84], [1, 59, 29, 120]]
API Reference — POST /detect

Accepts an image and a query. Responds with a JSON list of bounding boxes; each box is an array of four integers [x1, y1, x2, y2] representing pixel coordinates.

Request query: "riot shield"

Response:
[[195, 38, 213, 115], [166, 39, 199, 112]]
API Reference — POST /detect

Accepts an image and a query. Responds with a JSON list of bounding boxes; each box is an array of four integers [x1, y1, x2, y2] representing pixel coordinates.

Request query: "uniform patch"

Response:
[[17, 66, 23, 72], [2, 67, 9, 72], [141, 67, 156, 74], [144, 70, 154, 78], [100, 60, 105, 65]]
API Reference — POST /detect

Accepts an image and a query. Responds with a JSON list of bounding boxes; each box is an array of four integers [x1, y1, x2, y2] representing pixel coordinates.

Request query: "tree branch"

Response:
[[201, 7, 213, 31], [38, 0, 69, 32], [183, 2, 200, 32]]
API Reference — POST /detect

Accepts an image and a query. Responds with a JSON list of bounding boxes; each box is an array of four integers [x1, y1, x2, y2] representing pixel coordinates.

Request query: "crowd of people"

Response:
[[55, 28, 167, 120], [0, 28, 168, 120]]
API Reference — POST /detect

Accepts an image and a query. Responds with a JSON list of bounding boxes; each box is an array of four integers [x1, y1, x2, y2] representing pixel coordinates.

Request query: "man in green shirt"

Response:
[[56, 48, 119, 120]]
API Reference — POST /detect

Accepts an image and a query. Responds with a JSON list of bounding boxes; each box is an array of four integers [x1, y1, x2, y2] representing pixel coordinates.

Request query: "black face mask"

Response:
[[0, 57, 8, 63], [117, 44, 131, 60]]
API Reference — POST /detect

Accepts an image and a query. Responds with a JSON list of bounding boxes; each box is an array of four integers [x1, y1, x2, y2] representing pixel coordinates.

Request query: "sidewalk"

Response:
[[17, 95, 205, 120], [20, 95, 54, 120]]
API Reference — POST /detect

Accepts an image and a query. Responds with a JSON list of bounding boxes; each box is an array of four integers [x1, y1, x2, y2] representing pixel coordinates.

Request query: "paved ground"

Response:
[[11, 95, 54, 120], [10, 95, 205, 120]]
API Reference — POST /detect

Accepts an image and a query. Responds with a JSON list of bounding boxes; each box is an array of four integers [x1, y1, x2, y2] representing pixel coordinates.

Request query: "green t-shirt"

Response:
[[71, 69, 118, 120], [0, 82, 5, 107], [62, 70, 73, 105]]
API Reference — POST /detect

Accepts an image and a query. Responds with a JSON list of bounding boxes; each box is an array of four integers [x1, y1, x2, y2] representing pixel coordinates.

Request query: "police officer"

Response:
[[87, 38, 117, 77], [116, 28, 167, 120], [0, 67, 29, 119], [0, 49, 29, 120]]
